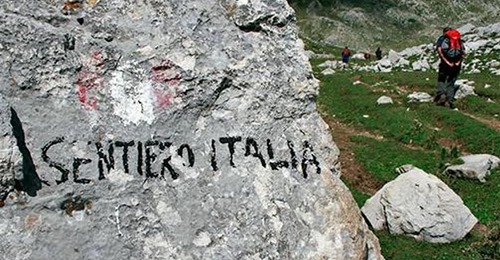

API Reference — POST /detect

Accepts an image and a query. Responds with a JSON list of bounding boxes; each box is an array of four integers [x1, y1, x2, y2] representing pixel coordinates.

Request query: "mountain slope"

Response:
[[288, 0, 500, 51]]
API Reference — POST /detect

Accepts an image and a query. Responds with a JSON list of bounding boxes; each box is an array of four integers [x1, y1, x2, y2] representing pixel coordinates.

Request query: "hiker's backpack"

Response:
[[442, 29, 464, 61]]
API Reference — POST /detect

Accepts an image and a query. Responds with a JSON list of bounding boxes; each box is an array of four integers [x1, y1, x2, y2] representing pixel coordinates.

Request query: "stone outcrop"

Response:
[[361, 168, 478, 243], [444, 154, 500, 182], [0, 0, 382, 259]]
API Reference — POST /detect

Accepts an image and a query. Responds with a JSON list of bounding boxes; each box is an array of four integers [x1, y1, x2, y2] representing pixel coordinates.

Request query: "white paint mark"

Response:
[[108, 69, 156, 125]]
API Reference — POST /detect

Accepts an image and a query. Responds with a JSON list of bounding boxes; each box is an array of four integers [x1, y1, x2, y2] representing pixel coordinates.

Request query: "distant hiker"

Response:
[[434, 27, 465, 109], [375, 47, 382, 60], [341, 47, 351, 64]]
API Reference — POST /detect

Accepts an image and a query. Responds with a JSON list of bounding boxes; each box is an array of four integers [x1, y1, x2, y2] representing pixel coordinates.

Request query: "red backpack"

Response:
[[443, 29, 463, 60]]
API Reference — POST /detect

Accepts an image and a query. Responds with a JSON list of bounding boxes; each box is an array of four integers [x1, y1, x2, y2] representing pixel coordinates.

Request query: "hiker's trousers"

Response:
[[437, 62, 461, 102]]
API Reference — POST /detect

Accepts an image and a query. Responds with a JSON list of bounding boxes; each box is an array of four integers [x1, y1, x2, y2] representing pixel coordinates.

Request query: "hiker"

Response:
[[434, 27, 465, 109], [375, 47, 382, 60], [341, 47, 351, 64]]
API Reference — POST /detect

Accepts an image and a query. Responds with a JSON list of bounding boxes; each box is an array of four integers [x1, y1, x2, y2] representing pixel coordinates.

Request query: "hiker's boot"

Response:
[[434, 94, 446, 106], [444, 101, 456, 109]]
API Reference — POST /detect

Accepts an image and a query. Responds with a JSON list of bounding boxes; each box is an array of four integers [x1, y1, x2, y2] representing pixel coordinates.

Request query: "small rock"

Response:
[[376, 96, 393, 105], [352, 53, 366, 60], [321, 68, 335, 75], [407, 92, 432, 103]]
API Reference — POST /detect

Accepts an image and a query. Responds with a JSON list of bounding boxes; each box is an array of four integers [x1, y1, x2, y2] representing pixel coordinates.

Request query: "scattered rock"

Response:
[[396, 58, 410, 67], [454, 79, 477, 99], [304, 50, 315, 59], [412, 60, 430, 71], [407, 92, 432, 103], [362, 168, 478, 243], [444, 154, 500, 182], [457, 23, 476, 35], [321, 68, 335, 75], [352, 53, 366, 60], [388, 50, 401, 64], [376, 96, 393, 105]]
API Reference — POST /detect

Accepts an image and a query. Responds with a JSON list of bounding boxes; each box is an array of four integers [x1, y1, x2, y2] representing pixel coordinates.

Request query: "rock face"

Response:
[[0, 96, 20, 201], [445, 154, 500, 182], [0, 0, 382, 259], [361, 168, 478, 243]]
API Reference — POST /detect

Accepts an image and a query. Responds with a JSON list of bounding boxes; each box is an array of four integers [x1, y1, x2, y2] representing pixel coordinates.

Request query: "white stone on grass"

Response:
[[454, 79, 477, 99], [361, 168, 478, 243], [444, 154, 500, 183], [321, 68, 335, 75], [407, 92, 432, 103], [376, 96, 393, 105]]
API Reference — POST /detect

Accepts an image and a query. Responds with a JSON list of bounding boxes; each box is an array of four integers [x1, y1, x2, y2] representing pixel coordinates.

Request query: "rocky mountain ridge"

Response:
[[289, 0, 500, 50]]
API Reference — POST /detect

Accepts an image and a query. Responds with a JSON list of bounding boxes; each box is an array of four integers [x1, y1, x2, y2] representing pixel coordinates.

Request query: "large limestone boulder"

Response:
[[444, 154, 500, 182], [0, 0, 382, 259], [361, 168, 478, 243], [0, 96, 21, 201]]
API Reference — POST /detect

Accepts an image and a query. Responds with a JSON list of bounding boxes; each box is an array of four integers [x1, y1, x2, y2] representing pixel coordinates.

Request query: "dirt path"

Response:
[[323, 116, 385, 195], [461, 111, 500, 130]]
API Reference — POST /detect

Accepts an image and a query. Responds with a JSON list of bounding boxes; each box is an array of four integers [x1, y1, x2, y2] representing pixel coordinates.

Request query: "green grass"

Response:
[[316, 69, 500, 259], [444, 169, 500, 224], [376, 230, 483, 260]]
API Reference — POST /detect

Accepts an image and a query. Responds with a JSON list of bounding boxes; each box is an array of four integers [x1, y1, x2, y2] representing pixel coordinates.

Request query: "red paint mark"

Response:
[[151, 60, 182, 86], [153, 88, 173, 108], [76, 70, 102, 109]]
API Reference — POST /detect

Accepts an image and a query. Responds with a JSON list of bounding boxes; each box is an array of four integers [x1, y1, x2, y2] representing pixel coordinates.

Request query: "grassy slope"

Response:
[[314, 60, 500, 259]]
